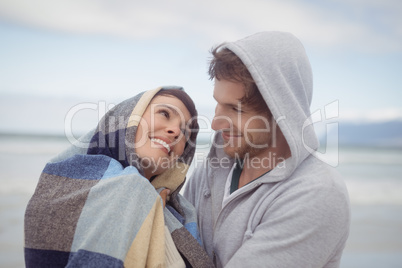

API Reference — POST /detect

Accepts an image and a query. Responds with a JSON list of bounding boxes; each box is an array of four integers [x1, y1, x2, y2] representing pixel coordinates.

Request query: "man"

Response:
[[184, 31, 350, 267]]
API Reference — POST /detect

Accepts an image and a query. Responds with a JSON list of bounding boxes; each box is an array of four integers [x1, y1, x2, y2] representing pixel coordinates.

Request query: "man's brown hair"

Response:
[[208, 44, 271, 115]]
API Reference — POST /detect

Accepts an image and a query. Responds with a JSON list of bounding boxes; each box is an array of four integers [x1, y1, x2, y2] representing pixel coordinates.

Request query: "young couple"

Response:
[[25, 31, 350, 268]]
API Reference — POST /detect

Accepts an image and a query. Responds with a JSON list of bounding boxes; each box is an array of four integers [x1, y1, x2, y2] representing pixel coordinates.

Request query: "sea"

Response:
[[1, 134, 401, 268]]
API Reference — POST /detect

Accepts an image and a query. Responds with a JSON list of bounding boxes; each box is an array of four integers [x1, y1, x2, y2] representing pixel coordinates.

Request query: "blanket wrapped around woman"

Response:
[[24, 86, 214, 268]]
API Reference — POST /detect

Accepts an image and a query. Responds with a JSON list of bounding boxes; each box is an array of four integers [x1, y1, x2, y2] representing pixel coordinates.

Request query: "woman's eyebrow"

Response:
[[155, 104, 180, 116]]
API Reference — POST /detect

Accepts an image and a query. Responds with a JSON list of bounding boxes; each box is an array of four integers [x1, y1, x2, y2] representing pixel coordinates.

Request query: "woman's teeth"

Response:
[[151, 138, 171, 153]]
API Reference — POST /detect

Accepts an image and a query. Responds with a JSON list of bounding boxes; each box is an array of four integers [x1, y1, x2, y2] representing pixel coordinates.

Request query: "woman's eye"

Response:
[[232, 107, 242, 113], [159, 109, 170, 118]]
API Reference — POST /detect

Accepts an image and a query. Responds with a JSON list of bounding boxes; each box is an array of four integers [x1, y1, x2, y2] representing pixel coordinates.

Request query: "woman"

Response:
[[24, 86, 213, 268]]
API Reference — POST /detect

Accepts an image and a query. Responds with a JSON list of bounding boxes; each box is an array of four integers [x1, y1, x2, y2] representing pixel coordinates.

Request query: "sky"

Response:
[[0, 0, 401, 135]]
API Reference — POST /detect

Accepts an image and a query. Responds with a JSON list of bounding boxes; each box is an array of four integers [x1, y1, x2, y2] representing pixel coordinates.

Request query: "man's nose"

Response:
[[211, 106, 231, 131]]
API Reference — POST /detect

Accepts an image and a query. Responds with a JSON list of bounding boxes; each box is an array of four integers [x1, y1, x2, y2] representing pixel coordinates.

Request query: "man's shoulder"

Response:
[[287, 155, 348, 196], [293, 154, 342, 178]]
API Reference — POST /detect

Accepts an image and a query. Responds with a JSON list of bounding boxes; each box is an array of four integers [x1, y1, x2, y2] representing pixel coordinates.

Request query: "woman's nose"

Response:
[[166, 125, 182, 139]]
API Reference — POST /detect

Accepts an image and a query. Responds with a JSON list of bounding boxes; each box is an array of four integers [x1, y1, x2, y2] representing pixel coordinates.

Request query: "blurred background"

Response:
[[0, 0, 401, 267]]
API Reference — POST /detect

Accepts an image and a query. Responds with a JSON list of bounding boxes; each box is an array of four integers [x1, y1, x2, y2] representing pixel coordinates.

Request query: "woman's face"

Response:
[[135, 95, 192, 179]]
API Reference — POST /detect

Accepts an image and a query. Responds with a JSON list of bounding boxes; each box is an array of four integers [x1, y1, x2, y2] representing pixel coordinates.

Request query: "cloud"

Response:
[[0, 0, 400, 53]]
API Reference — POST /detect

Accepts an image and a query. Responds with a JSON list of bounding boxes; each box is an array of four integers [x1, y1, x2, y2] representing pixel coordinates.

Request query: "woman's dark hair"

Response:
[[153, 89, 199, 145]]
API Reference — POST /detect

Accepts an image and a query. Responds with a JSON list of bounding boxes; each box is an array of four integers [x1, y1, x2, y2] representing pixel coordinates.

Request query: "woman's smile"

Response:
[[150, 137, 172, 154]]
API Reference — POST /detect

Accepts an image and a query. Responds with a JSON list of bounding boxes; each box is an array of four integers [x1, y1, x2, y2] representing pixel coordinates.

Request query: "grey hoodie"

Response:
[[184, 32, 350, 267]]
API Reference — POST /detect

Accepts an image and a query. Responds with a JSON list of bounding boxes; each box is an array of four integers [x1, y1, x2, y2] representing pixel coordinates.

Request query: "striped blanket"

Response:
[[24, 87, 214, 268]]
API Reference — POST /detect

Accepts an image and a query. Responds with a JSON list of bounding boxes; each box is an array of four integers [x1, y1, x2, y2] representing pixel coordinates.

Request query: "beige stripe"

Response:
[[164, 226, 185, 268], [151, 162, 189, 193], [124, 197, 166, 268], [127, 87, 162, 128]]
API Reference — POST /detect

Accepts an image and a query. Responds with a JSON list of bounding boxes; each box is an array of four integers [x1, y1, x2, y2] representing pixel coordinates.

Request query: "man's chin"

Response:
[[223, 147, 245, 160], [223, 144, 268, 161]]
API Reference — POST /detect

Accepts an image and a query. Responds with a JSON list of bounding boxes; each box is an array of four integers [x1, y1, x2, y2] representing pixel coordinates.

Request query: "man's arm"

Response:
[[223, 180, 350, 268]]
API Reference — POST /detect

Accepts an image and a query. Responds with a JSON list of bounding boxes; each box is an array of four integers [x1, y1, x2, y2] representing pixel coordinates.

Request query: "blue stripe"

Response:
[[185, 222, 202, 245], [67, 249, 123, 268], [70, 167, 158, 260], [87, 130, 130, 167], [25, 247, 69, 268], [101, 159, 140, 179], [43, 155, 111, 180], [167, 205, 185, 224]]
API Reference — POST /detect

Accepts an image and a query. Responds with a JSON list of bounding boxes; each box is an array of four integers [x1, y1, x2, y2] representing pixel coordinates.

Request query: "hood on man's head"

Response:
[[223, 31, 319, 178]]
